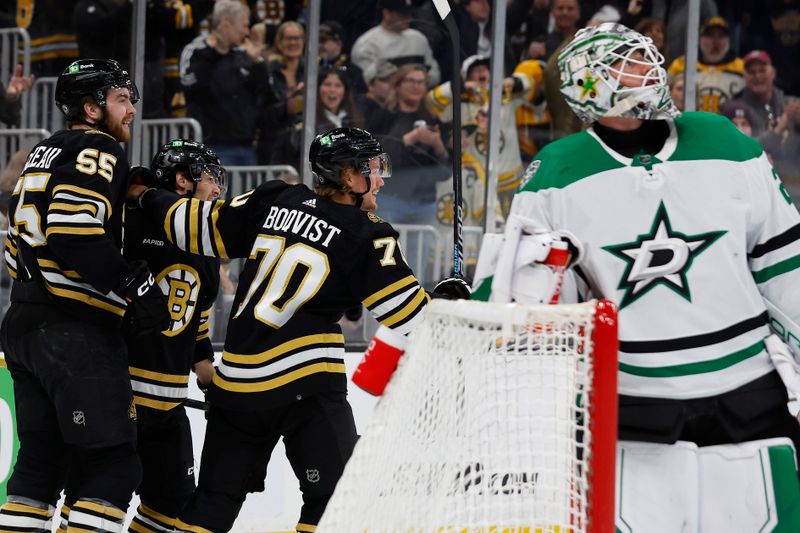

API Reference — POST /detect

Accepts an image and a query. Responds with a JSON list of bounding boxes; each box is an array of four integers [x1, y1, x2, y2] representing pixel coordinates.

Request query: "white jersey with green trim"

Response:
[[510, 111, 800, 400]]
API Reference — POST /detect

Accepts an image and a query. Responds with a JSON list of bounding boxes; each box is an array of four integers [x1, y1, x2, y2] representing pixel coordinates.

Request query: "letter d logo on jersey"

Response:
[[603, 201, 726, 309]]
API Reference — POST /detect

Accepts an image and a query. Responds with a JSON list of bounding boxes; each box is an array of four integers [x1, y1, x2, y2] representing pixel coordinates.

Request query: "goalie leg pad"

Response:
[[616, 438, 800, 533], [616, 440, 699, 533]]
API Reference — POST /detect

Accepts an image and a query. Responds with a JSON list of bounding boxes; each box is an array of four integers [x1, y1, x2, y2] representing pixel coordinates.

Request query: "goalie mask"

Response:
[[152, 139, 228, 195], [557, 23, 679, 123], [309, 127, 391, 193]]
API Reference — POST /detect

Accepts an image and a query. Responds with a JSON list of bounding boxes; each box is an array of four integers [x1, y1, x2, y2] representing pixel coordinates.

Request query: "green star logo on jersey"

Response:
[[603, 202, 726, 309]]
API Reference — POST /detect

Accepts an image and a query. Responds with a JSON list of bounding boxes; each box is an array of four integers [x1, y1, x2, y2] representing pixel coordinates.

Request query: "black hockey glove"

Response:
[[344, 305, 363, 322], [127, 166, 158, 208], [116, 260, 171, 337], [128, 165, 158, 189], [431, 277, 472, 300]]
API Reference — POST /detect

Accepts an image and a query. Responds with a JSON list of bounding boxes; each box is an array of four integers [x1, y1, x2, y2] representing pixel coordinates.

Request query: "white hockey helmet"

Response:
[[557, 23, 679, 123]]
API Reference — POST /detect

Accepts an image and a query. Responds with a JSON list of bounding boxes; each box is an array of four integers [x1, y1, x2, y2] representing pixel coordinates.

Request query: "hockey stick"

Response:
[[184, 397, 210, 411], [432, 0, 464, 280]]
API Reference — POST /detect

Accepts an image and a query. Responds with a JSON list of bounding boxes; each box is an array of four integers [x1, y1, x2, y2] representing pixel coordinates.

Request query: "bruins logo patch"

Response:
[[367, 212, 384, 223], [156, 264, 201, 336]]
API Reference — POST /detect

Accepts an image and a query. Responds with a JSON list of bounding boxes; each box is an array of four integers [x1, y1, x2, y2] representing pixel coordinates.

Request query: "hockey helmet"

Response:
[[55, 59, 140, 121], [557, 23, 679, 123], [309, 127, 391, 189], [152, 139, 228, 194]]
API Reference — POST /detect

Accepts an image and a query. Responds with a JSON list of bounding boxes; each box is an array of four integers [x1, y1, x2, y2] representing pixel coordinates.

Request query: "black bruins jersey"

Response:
[[124, 205, 220, 411], [4, 129, 131, 327], [140, 180, 430, 410]]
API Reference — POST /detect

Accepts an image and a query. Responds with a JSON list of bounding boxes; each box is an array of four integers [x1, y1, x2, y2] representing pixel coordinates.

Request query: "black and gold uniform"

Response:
[[124, 140, 222, 533], [0, 60, 167, 533], [136, 129, 429, 532]]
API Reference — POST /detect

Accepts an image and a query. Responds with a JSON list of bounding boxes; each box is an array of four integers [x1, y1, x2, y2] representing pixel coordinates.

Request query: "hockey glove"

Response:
[[127, 166, 158, 207], [116, 260, 171, 338], [352, 325, 408, 396], [431, 277, 472, 300]]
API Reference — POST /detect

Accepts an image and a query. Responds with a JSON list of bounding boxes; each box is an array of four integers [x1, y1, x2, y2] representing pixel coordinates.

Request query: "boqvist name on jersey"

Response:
[[262, 205, 341, 248]]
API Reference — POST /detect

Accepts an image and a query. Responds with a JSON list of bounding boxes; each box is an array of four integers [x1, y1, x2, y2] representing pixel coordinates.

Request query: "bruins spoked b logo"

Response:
[[156, 264, 201, 336]]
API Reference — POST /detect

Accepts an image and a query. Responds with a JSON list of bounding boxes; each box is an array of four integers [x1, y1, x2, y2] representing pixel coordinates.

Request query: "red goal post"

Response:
[[319, 299, 619, 533]]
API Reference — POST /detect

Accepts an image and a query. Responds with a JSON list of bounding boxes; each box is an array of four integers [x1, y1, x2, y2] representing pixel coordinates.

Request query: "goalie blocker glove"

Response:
[[115, 259, 171, 337], [352, 325, 409, 396]]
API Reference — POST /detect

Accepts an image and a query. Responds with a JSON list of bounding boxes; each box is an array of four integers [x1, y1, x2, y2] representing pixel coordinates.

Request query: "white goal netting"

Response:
[[318, 299, 618, 533]]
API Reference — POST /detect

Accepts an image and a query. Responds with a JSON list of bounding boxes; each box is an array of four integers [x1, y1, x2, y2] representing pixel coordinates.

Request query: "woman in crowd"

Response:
[[258, 20, 306, 169], [315, 67, 364, 134]]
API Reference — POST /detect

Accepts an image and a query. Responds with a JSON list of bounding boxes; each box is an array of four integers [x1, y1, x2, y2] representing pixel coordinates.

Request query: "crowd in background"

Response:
[[1, 0, 800, 279]]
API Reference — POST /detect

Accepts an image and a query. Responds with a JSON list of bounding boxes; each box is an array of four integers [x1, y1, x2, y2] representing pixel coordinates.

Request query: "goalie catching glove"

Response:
[[115, 260, 171, 337], [472, 214, 582, 304], [352, 325, 409, 396]]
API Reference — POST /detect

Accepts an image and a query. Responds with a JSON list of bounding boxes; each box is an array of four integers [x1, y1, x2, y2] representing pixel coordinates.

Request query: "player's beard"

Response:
[[106, 116, 132, 143]]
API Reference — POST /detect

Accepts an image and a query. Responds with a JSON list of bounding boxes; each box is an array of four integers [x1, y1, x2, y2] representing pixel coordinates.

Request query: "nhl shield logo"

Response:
[[72, 411, 85, 425], [306, 469, 320, 483]]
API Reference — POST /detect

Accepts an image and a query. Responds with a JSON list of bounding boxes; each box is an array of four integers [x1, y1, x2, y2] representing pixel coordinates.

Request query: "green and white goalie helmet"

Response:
[[557, 23, 679, 123]]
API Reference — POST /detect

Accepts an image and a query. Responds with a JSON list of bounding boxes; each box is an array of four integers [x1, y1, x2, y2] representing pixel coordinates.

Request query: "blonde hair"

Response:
[[385, 64, 435, 118], [268, 21, 305, 64]]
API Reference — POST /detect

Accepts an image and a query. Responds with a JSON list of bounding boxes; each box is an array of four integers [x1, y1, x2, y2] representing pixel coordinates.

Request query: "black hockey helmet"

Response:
[[55, 59, 140, 121], [152, 139, 228, 194], [309, 127, 391, 189]]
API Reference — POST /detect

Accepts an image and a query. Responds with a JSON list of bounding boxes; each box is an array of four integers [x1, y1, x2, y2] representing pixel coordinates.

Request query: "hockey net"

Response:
[[318, 299, 618, 533]]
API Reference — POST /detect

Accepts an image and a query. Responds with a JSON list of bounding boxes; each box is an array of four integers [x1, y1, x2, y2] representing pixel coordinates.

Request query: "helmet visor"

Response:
[[359, 152, 392, 179], [191, 163, 228, 194], [106, 79, 140, 105]]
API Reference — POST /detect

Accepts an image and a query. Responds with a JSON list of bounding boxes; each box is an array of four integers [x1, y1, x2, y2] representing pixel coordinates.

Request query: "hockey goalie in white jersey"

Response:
[[473, 23, 800, 532]]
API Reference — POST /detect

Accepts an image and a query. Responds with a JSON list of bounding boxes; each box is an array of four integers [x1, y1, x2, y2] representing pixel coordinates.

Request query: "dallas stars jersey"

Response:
[[139, 180, 430, 410], [510, 112, 800, 400], [123, 205, 220, 411], [4, 129, 131, 327]]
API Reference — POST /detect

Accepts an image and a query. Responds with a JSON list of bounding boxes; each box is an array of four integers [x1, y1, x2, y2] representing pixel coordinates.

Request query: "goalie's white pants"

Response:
[[616, 438, 800, 533]]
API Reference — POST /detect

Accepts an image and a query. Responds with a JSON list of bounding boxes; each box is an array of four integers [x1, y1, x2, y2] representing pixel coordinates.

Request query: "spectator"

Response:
[[155, 0, 215, 117], [351, 0, 441, 87], [720, 99, 756, 136], [667, 16, 745, 114], [653, 0, 718, 62], [0, 64, 36, 127], [367, 64, 449, 282], [668, 72, 686, 112], [759, 96, 800, 201], [635, 17, 668, 57], [257, 20, 306, 168], [180, 0, 270, 166], [728, 50, 787, 136], [318, 20, 365, 94], [16, 0, 79, 77], [513, 59, 551, 162], [454, 0, 492, 59], [427, 54, 536, 215], [545, 0, 581, 60], [73, 0, 132, 66], [320, 0, 380, 56], [355, 60, 398, 121], [315, 67, 364, 134], [510, 0, 550, 61]]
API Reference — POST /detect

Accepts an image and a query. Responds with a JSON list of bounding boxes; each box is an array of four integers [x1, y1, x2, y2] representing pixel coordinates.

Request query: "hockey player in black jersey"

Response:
[[128, 127, 430, 533], [123, 139, 225, 532], [0, 59, 170, 532]]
